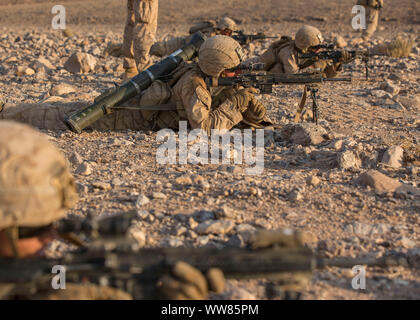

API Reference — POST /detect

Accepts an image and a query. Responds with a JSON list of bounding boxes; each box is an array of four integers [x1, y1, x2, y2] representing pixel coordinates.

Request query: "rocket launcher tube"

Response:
[[65, 32, 206, 133]]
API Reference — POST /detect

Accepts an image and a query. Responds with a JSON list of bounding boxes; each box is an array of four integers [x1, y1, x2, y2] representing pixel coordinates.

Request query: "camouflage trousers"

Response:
[[122, 0, 158, 71], [0, 102, 149, 131], [357, 1, 380, 40]]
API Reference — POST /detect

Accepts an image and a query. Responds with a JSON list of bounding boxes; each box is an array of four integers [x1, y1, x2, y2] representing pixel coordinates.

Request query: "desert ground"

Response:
[[0, 0, 419, 299]]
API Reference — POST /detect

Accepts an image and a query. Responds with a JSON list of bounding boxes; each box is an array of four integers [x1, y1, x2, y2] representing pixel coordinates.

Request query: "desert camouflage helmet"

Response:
[[217, 17, 237, 31], [198, 35, 245, 77], [0, 121, 78, 229], [295, 25, 324, 51]]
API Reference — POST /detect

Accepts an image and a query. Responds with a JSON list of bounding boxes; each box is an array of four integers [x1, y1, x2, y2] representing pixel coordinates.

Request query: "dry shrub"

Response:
[[385, 36, 414, 58]]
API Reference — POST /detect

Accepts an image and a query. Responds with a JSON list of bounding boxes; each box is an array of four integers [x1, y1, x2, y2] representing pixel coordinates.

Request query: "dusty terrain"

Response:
[[0, 0, 419, 300]]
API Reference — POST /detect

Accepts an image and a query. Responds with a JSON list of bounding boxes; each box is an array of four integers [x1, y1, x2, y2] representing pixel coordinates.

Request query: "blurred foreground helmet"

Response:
[[198, 35, 245, 77], [295, 25, 324, 51], [217, 17, 237, 32], [0, 121, 78, 229]]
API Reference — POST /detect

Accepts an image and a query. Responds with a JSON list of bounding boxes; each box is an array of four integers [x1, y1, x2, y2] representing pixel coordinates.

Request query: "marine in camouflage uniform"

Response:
[[122, 0, 159, 78], [0, 121, 224, 300], [357, 0, 383, 41], [150, 17, 237, 58], [246, 25, 352, 78], [0, 36, 267, 134]]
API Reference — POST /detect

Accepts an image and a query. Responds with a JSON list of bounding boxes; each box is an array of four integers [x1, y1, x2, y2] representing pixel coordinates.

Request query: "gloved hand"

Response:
[[158, 261, 225, 300], [339, 50, 354, 63], [243, 97, 267, 124], [229, 88, 257, 112], [250, 230, 309, 301]]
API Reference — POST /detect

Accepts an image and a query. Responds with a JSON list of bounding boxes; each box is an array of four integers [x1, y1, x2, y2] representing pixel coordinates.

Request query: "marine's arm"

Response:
[[179, 73, 246, 135]]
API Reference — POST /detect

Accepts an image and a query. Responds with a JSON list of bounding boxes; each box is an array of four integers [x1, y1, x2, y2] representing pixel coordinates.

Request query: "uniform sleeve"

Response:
[[278, 46, 299, 74], [180, 76, 244, 135]]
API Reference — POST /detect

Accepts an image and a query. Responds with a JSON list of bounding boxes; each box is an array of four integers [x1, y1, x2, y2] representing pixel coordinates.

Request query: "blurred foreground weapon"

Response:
[[65, 32, 206, 133], [0, 223, 413, 299]]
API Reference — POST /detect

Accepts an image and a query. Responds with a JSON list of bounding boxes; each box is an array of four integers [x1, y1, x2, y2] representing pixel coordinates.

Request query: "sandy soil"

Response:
[[0, 0, 419, 300]]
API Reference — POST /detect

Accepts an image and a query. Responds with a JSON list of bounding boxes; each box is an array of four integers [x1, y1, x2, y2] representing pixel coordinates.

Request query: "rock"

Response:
[[4, 56, 18, 63], [112, 178, 124, 186], [64, 52, 97, 73], [50, 83, 76, 96], [326, 139, 343, 151], [249, 187, 262, 197], [215, 205, 236, 220], [352, 222, 372, 237], [337, 150, 361, 170], [136, 210, 150, 219], [114, 63, 124, 73], [68, 151, 83, 166], [306, 175, 321, 186], [280, 123, 329, 146], [395, 96, 420, 111], [164, 237, 184, 247], [355, 170, 403, 194], [226, 235, 246, 248], [334, 35, 347, 48], [152, 192, 167, 199], [197, 236, 210, 246], [32, 57, 55, 72], [136, 194, 150, 207], [222, 287, 256, 300], [193, 210, 215, 222], [16, 66, 35, 76], [408, 249, 420, 269], [235, 224, 257, 243], [370, 90, 392, 99], [379, 81, 400, 96], [75, 162, 92, 175], [175, 227, 187, 237], [129, 227, 146, 246], [288, 189, 303, 201], [40, 96, 66, 103], [396, 236, 416, 249], [91, 181, 111, 190], [381, 146, 404, 168], [195, 220, 235, 235], [62, 29, 74, 37], [175, 175, 192, 185]]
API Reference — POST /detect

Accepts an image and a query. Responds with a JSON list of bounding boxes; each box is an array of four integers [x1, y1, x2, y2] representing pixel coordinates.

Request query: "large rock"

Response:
[[280, 123, 329, 146], [16, 66, 35, 76], [49, 83, 76, 96], [334, 35, 347, 48], [355, 170, 420, 196], [337, 150, 361, 170], [395, 96, 420, 111], [31, 57, 55, 73], [381, 146, 404, 168], [380, 81, 400, 96], [195, 220, 235, 235], [64, 52, 97, 73]]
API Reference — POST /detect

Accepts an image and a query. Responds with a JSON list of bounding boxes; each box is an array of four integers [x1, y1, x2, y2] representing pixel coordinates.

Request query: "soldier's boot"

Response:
[[123, 57, 138, 79]]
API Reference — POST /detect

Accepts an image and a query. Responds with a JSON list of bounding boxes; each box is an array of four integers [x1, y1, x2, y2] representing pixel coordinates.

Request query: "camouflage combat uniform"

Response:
[[1, 36, 266, 135], [357, 0, 383, 40], [248, 25, 344, 78], [0, 121, 224, 300], [122, 0, 159, 76]]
